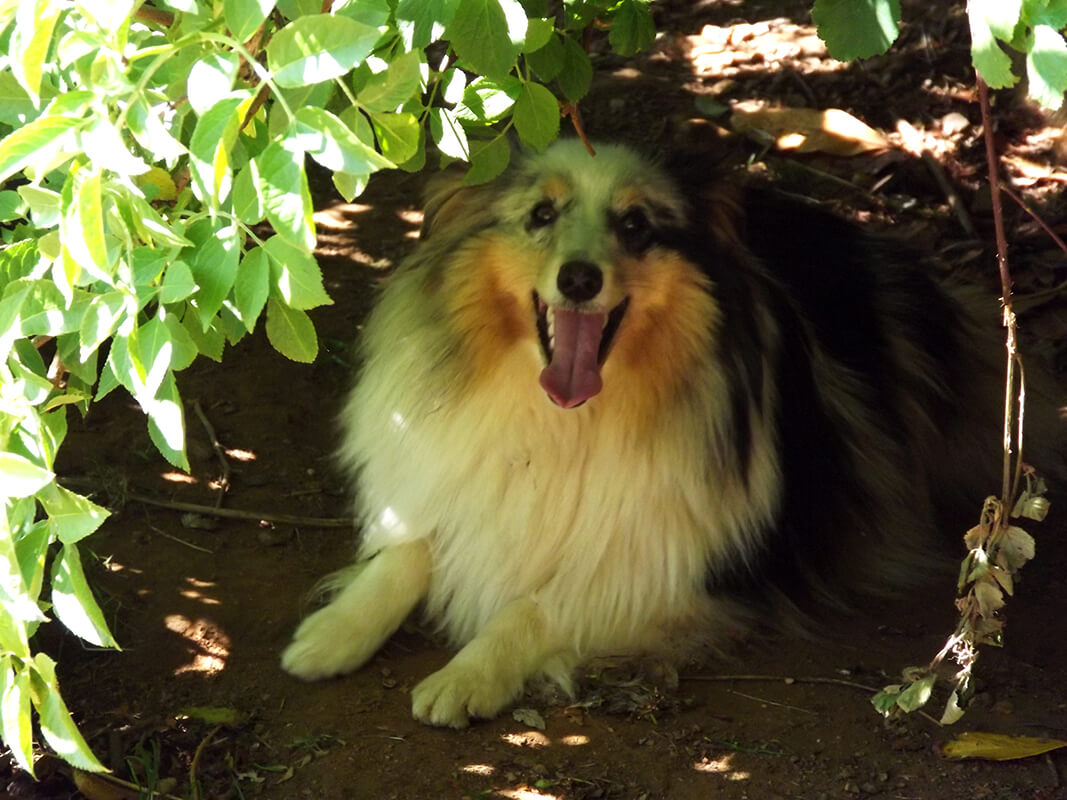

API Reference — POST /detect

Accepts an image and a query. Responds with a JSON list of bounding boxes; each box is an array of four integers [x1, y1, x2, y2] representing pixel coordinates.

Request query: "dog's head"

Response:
[[419, 140, 724, 410]]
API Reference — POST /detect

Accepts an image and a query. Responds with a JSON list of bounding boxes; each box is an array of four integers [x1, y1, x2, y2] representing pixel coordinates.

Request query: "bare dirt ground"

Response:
[[5, 1, 1067, 798]]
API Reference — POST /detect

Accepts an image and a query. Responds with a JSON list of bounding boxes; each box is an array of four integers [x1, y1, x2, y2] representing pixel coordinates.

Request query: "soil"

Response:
[[5, 1, 1067, 799]]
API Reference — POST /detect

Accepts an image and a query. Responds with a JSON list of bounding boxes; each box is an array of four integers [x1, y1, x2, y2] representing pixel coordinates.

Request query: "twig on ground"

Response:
[[725, 688, 817, 715], [189, 725, 221, 800], [920, 150, 977, 236], [681, 674, 878, 693], [998, 182, 1067, 256], [145, 520, 215, 554], [60, 477, 352, 528], [191, 400, 231, 508]]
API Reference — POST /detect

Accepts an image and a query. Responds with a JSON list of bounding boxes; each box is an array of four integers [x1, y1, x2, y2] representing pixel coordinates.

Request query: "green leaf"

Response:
[[11, 0, 62, 103], [263, 236, 333, 310], [333, 0, 391, 26], [79, 118, 149, 176], [37, 484, 109, 546], [968, 2, 1017, 88], [395, 0, 458, 49], [609, 0, 655, 56], [454, 76, 521, 122], [556, 36, 592, 102], [255, 137, 316, 250], [60, 166, 113, 285], [267, 14, 383, 88], [233, 162, 264, 223], [332, 171, 369, 202], [31, 653, 107, 772], [126, 97, 187, 162], [50, 544, 118, 648], [160, 260, 198, 304], [187, 219, 240, 329], [78, 291, 130, 362], [189, 93, 250, 208], [356, 50, 424, 112], [896, 674, 936, 712], [0, 660, 34, 776], [523, 17, 555, 53], [293, 107, 394, 174], [513, 80, 559, 150], [265, 298, 318, 362], [812, 0, 901, 60], [971, 0, 1021, 41], [225, 0, 275, 42], [145, 371, 189, 470], [187, 52, 242, 116], [465, 135, 511, 184], [526, 31, 564, 82], [0, 453, 54, 499], [871, 684, 902, 716], [1027, 24, 1067, 111], [181, 311, 225, 362], [430, 107, 470, 159], [0, 115, 80, 186], [448, 0, 527, 80], [233, 247, 271, 331], [162, 312, 198, 371], [370, 111, 422, 164]]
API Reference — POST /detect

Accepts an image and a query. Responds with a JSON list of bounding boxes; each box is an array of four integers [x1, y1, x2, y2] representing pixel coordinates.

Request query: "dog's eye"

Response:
[[528, 201, 558, 229], [617, 208, 653, 252]]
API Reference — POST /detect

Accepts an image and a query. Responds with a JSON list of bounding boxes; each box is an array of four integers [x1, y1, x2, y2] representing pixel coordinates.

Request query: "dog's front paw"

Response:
[[281, 605, 381, 681], [411, 658, 522, 728]]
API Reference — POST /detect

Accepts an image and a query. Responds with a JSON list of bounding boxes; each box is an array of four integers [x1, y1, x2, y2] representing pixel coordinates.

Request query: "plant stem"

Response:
[[976, 76, 1017, 505]]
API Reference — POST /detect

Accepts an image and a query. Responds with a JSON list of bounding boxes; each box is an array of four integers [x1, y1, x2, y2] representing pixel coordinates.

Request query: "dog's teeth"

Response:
[[547, 309, 555, 340]]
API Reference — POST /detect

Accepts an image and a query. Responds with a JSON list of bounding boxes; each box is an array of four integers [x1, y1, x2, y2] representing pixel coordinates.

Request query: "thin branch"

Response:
[[680, 674, 878, 693], [191, 400, 231, 507], [59, 477, 352, 528]]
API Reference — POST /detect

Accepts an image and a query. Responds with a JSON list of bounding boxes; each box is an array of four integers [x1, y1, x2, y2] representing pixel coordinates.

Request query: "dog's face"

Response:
[[422, 141, 720, 410]]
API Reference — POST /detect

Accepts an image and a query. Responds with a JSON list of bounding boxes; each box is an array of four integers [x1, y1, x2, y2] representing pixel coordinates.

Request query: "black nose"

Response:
[[557, 260, 603, 303]]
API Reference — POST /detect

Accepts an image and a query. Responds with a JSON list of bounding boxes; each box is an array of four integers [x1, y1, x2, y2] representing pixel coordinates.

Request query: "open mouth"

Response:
[[533, 291, 630, 408]]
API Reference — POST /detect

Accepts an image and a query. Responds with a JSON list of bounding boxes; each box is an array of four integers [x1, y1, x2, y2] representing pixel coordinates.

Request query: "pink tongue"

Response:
[[539, 308, 606, 408]]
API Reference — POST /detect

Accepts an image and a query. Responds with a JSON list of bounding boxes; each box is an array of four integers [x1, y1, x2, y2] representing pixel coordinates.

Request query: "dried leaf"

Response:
[[973, 577, 1005, 617], [730, 103, 888, 155], [941, 731, 1067, 761], [512, 707, 547, 730], [998, 526, 1035, 571], [940, 690, 966, 725]]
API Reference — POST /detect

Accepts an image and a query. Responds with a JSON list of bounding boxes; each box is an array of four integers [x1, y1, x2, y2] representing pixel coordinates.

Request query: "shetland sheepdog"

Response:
[[282, 139, 1035, 728]]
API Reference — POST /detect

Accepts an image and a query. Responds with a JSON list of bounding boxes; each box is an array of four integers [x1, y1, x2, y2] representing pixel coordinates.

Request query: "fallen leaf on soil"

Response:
[[941, 731, 1067, 761], [730, 103, 888, 155], [512, 707, 547, 730], [73, 769, 182, 800]]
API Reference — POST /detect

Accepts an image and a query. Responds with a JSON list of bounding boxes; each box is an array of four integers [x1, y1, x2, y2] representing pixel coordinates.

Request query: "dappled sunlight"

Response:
[[693, 753, 751, 781], [463, 763, 496, 776], [496, 788, 560, 800], [223, 447, 256, 462], [501, 730, 551, 749], [163, 613, 230, 675], [178, 577, 221, 606], [559, 734, 589, 746], [396, 208, 423, 239], [160, 470, 197, 484]]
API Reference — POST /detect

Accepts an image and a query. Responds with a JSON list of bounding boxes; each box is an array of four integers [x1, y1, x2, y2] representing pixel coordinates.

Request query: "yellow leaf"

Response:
[[730, 103, 888, 156], [135, 166, 177, 202], [941, 731, 1067, 761]]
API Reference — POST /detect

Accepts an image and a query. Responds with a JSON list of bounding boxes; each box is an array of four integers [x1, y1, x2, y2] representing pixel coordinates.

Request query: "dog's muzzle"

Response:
[[533, 264, 629, 409]]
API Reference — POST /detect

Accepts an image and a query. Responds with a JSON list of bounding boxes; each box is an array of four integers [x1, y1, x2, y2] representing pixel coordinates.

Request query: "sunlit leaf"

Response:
[[942, 731, 1067, 761], [266, 14, 382, 88], [50, 544, 118, 648], [31, 654, 106, 772], [265, 298, 318, 362]]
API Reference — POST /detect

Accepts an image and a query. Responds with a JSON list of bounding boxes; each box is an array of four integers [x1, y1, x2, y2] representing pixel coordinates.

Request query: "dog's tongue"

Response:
[[539, 308, 605, 408]]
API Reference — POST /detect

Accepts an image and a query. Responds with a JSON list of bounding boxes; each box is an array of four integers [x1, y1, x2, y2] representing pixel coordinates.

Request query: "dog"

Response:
[[281, 139, 1044, 728]]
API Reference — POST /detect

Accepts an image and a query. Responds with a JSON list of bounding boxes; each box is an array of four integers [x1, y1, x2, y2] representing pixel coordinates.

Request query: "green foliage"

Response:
[[815, 0, 1067, 110], [0, 0, 656, 774]]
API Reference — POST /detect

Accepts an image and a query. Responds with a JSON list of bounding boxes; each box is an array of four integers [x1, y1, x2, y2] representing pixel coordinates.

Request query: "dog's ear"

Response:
[[420, 166, 488, 240]]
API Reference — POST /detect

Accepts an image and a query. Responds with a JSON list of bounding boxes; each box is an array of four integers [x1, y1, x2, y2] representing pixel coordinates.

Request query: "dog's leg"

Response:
[[281, 539, 431, 681], [411, 596, 564, 728]]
